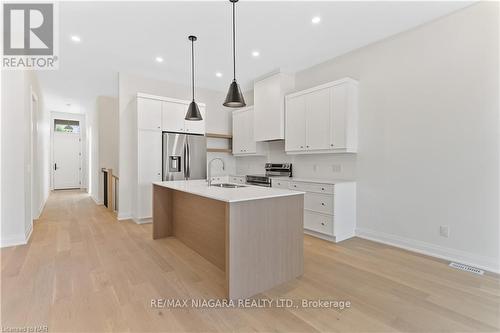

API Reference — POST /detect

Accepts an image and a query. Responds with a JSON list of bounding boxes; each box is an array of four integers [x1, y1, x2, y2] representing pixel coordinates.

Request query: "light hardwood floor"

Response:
[[1, 190, 499, 332]]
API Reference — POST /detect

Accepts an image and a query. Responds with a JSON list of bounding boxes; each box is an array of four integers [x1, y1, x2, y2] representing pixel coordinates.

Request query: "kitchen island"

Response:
[[152, 179, 304, 299]]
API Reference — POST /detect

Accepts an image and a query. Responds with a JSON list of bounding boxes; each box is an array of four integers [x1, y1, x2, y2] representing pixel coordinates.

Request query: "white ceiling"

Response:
[[37, 1, 473, 113]]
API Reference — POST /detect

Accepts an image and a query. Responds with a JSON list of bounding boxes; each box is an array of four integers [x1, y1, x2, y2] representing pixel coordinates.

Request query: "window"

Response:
[[54, 119, 80, 133]]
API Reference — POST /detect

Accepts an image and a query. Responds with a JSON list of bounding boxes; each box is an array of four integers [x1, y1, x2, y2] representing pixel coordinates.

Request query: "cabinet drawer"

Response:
[[304, 192, 333, 215], [289, 181, 334, 194], [304, 210, 333, 235], [230, 176, 245, 184], [272, 179, 290, 189]]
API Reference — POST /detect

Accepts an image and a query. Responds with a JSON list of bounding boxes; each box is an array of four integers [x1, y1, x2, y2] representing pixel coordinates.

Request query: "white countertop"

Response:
[[153, 179, 305, 203]]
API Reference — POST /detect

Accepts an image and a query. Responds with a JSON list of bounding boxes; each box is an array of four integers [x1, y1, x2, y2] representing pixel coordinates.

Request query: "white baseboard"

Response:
[[356, 228, 499, 274], [117, 213, 132, 221], [133, 217, 152, 224], [0, 234, 27, 248], [91, 195, 103, 205], [304, 229, 336, 242], [25, 222, 33, 243], [1, 223, 33, 248], [34, 191, 50, 220]]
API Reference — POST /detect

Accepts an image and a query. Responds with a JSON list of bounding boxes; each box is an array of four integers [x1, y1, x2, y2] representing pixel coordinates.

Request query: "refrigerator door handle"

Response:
[[183, 142, 187, 180], [185, 138, 191, 179]]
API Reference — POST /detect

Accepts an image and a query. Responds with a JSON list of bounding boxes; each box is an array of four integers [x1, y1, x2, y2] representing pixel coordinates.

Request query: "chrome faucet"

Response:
[[207, 158, 225, 186]]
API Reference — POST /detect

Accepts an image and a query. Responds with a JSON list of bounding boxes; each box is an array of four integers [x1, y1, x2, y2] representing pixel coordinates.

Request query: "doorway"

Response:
[[52, 119, 82, 189]]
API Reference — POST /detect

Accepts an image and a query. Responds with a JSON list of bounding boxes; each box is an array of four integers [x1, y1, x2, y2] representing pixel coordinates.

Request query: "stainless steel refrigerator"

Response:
[[162, 132, 207, 181]]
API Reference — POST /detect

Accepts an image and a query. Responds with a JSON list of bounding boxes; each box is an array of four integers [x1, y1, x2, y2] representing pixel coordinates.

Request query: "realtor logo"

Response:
[[2, 2, 58, 69]]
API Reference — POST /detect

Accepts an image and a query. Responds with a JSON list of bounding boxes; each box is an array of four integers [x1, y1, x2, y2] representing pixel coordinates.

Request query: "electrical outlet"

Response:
[[440, 225, 450, 238], [331, 164, 342, 173]]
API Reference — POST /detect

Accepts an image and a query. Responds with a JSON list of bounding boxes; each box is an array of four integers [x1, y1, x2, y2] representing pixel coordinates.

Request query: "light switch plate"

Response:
[[440, 225, 450, 238]]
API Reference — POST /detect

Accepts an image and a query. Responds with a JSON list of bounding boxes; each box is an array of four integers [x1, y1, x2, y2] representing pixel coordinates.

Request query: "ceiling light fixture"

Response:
[[223, 0, 246, 108], [185, 35, 203, 121], [155, 56, 164, 63], [71, 35, 81, 42], [252, 51, 260, 57], [216, 72, 223, 77], [312, 16, 321, 24]]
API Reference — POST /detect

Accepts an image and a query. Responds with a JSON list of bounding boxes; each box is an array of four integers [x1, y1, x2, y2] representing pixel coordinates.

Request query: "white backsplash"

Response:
[[235, 141, 356, 180], [207, 152, 236, 177]]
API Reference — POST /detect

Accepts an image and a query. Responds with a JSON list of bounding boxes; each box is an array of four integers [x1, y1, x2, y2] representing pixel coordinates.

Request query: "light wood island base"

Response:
[[153, 184, 304, 299]]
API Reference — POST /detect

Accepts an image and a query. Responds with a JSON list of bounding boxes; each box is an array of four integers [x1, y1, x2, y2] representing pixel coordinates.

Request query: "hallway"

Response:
[[1, 190, 499, 332]]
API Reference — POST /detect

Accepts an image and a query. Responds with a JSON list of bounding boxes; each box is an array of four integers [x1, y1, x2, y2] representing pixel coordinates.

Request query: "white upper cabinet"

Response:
[[285, 78, 358, 154], [232, 107, 265, 156], [284, 95, 306, 151], [232, 110, 245, 154], [305, 87, 331, 151], [162, 101, 186, 132], [331, 83, 357, 150], [137, 98, 162, 130], [253, 73, 295, 141], [184, 105, 206, 134], [137, 93, 205, 135]]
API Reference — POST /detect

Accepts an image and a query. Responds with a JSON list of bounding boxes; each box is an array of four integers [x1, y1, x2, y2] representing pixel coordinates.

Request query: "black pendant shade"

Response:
[[185, 100, 202, 120], [223, 80, 245, 107], [223, 0, 246, 108], [185, 35, 203, 121]]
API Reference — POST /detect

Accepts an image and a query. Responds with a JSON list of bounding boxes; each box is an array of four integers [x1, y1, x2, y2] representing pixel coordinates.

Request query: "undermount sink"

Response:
[[210, 183, 246, 188]]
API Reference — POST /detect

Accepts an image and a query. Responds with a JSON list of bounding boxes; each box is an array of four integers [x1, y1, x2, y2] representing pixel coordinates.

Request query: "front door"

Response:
[[53, 120, 81, 189]]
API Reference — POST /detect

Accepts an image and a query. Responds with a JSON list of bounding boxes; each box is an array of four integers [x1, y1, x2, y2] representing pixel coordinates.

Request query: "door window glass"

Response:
[[54, 119, 80, 133]]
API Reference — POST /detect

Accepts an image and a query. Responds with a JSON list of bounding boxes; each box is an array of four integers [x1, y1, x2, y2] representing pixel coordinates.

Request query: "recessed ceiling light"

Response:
[[252, 51, 260, 57], [155, 56, 164, 63], [312, 16, 321, 24], [215, 72, 223, 78], [71, 35, 81, 42]]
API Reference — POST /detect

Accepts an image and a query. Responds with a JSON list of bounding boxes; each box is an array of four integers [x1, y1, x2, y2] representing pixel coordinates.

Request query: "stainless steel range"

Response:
[[246, 163, 292, 187]]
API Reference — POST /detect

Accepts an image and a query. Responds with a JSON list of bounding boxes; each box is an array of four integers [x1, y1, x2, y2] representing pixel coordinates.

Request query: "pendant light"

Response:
[[223, 0, 246, 108], [185, 35, 203, 120]]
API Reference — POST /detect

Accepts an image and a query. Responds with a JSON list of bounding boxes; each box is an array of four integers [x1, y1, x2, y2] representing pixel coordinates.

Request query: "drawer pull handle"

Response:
[[321, 222, 325, 226], [294, 185, 297, 187], [321, 187, 325, 190], [321, 203, 325, 206]]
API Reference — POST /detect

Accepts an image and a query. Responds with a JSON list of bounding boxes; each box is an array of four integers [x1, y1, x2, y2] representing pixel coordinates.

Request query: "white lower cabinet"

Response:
[[273, 178, 356, 242], [272, 179, 290, 189], [304, 192, 334, 215], [304, 210, 333, 235], [230, 176, 246, 184]]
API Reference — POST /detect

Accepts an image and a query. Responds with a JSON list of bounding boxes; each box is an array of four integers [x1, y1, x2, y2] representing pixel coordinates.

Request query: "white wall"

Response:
[[237, 3, 499, 271], [97, 96, 119, 203], [1, 70, 49, 247], [118, 72, 237, 219], [32, 76, 51, 220]]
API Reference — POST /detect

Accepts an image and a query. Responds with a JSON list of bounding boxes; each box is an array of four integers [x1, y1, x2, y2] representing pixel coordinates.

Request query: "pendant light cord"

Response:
[[191, 39, 195, 101], [232, 1, 236, 81]]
